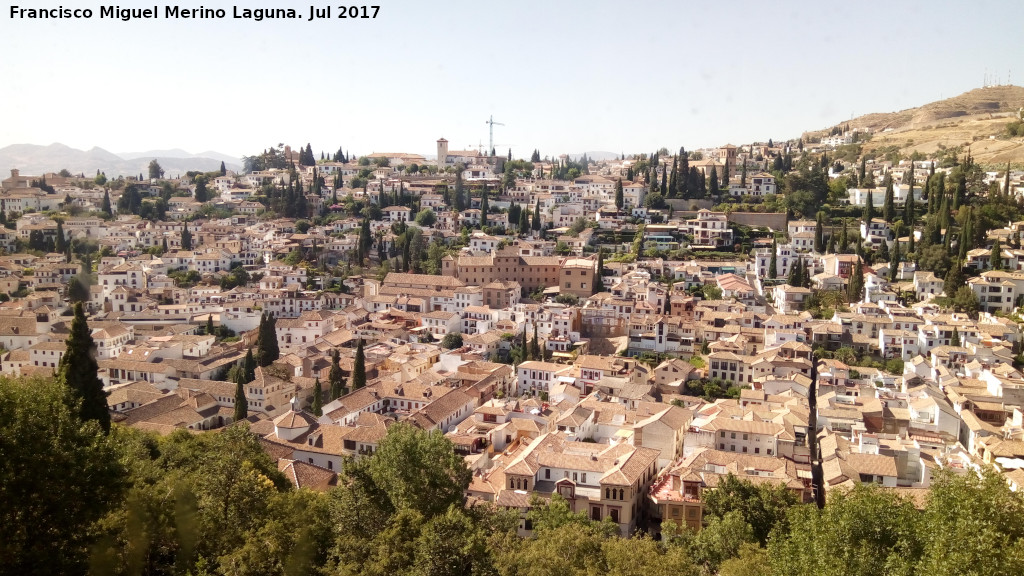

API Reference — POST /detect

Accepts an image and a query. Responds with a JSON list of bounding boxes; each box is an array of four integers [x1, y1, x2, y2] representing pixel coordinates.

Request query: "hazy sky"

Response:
[[2, 0, 1022, 159]]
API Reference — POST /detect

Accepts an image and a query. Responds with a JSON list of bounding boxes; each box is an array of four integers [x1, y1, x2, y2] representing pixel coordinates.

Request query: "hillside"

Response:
[[0, 143, 242, 178], [808, 85, 1024, 165]]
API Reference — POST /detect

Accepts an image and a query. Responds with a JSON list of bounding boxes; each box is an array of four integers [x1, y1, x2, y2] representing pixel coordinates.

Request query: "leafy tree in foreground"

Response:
[[0, 375, 124, 575]]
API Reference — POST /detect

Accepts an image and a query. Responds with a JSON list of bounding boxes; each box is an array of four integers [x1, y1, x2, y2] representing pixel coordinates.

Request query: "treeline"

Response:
[[3, 374, 1024, 576]]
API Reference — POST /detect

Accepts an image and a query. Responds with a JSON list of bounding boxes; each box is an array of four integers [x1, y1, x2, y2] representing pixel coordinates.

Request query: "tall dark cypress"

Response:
[[352, 340, 366, 389], [243, 348, 256, 383], [233, 369, 248, 422], [60, 302, 110, 433], [814, 213, 824, 253], [311, 377, 323, 417], [882, 175, 895, 223], [808, 358, 825, 509], [256, 313, 280, 367], [329, 349, 346, 400]]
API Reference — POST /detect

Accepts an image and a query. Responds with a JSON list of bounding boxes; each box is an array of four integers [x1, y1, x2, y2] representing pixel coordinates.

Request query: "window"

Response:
[[545, 468, 550, 479]]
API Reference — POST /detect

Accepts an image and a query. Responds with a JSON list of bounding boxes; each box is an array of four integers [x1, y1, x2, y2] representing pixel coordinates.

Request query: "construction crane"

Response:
[[485, 115, 504, 156]]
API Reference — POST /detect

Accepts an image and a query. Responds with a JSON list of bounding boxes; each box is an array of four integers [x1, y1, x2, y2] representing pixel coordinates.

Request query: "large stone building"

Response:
[[442, 244, 596, 297]]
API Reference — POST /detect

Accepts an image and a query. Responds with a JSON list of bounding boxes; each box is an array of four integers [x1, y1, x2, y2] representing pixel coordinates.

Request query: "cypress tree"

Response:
[[519, 207, 529, 235], [668, 156, 678, 198], [594, 250, 606, 293], [709, 166, 720, 197], [181, 224, 192, 251], [531, 322, 541, 361], [848, 257, 864, 303], [839, 223, 849, 254], [205, 315, 214, 336], [55, 220, 66, 253], [814, 213, 824, 253], [882, 176, 895, 223], [60, 302, 110, 433], [951, 328, 961, 347], [991, 239, 1003, 270], [329, 349, 346, 400], [352, 340, 366, 389], [256, 312, 280, 367], [889, 237, 901, 283], [827, 228, 837, 254], [740, 162, 747, 188], [788, 256, 803, 287], [614, 178, 624, 210], [312, 377, 323, 416], [768, 239, 778, 279], [101, 190, 113, 216], [863, 190, 875, 225], [479, 185, 489, 228], [244, 348, 256, 383], [233, 370, 248, 422], [532, 198, 541, 230], [945, 262, 965, 295]]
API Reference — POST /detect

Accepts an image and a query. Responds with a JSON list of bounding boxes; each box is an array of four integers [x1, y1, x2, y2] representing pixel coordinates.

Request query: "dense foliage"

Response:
[[4, 372, 1024, 576]]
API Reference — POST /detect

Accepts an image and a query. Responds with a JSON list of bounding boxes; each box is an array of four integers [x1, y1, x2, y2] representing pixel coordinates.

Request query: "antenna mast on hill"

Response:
[[485, 115, 505, 156]]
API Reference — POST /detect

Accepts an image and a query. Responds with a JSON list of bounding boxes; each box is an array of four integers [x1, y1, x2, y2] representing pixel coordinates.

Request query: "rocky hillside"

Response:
[[807, 85, 1024, 165]]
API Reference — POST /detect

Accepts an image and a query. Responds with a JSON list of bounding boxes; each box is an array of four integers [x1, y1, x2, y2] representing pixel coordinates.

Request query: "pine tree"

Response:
[[614, 178, 624, 210], [311, 377, 323, 416], [181, 225, 192, 251], [60, 302, 110, 433], [352, 340, 366, 389], [233, 370, 247, 421], [768, 239, 778, 279], [945, 262, 965, 296], [329, 349, 345, 400]]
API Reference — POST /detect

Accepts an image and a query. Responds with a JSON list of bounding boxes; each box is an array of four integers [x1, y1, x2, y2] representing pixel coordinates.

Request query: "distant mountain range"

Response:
[[568, 151, 620, 162], [0, 143, 243, 178]]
